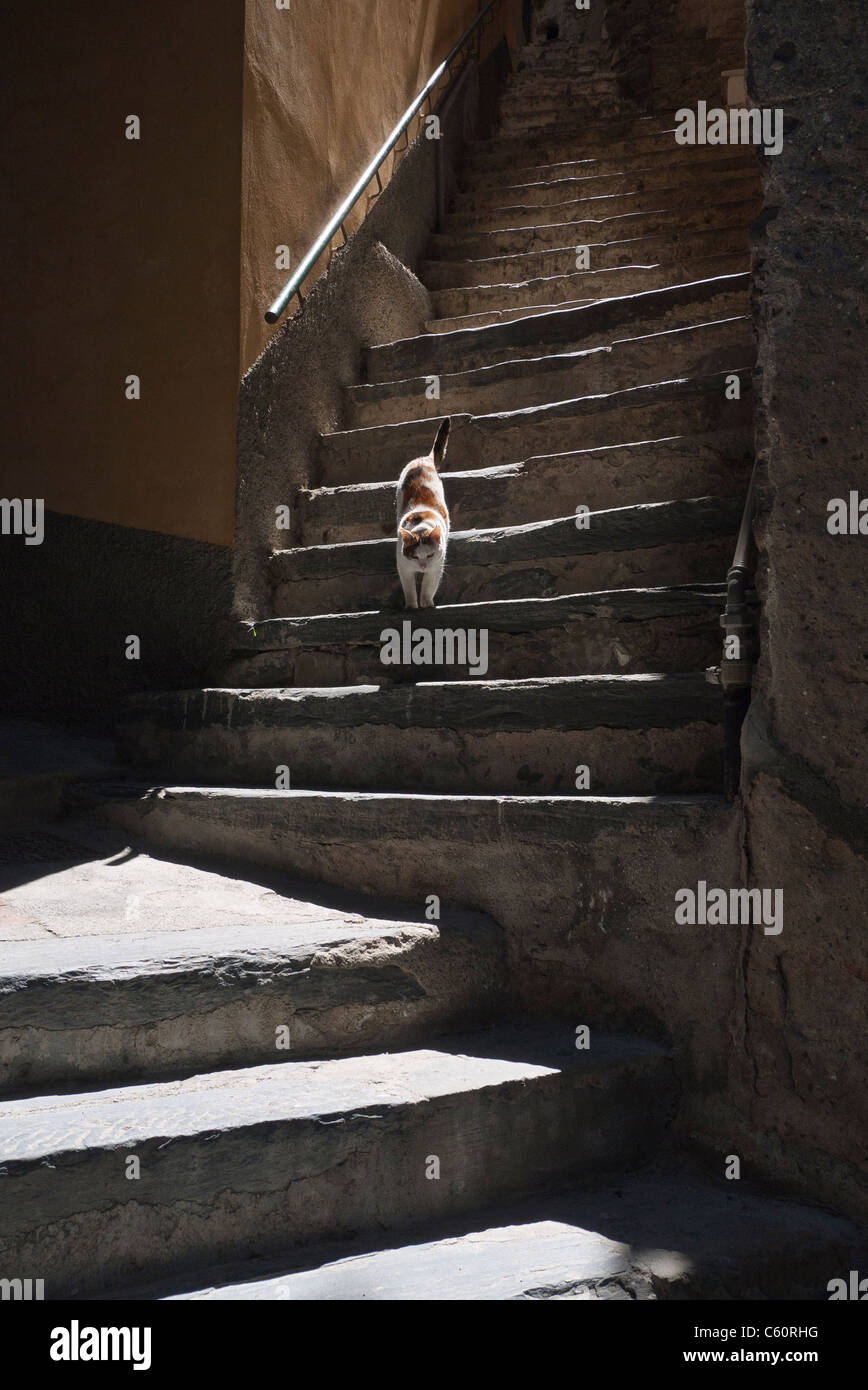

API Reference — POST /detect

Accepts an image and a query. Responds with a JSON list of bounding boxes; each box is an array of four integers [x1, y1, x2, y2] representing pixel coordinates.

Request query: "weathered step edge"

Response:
[[0, 904, 509, 1095], [270, 495, 743, 584], [0, 1029, 677, 1298]]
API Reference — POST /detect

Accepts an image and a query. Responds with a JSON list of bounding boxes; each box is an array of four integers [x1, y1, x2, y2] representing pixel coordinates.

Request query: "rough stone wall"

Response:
[[600, 0, 868, 1222], [605, 0, 744, 111], [728, 0, 868, 1220], [525, 0, 603, 44]]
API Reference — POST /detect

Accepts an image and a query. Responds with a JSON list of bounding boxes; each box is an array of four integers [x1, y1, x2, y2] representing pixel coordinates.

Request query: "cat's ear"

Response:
[[428, 524, 442, 546], [431, 417, 450, 469], [400, 527, 419, 546]]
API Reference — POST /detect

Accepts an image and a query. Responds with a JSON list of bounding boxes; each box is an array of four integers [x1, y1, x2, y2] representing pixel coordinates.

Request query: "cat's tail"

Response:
[[432, 417, 450, 469]]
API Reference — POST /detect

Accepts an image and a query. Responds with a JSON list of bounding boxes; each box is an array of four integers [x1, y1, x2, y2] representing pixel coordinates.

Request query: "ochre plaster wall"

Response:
[[240, 0, 521, 373], [1, 1, 245, 547], [2, 2, 520, 543]]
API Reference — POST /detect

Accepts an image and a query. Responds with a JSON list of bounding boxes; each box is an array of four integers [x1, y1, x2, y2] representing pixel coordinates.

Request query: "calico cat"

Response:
[[396, 418, 450, 609]]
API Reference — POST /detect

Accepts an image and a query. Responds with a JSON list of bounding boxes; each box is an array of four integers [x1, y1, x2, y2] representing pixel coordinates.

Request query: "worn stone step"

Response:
[[118, 673, 724, 798], [463, 124, 749, 175], [505, 62, 606, 83], [513, 46, 610, 72], [102, 787, 741, 1033], [422, 226, 749, 292], [502, 72, 619, 97], [366, 273, 750, 382], [452, 153, 757, 214], [466, 112, 679, 161], [348, 318, 752, 431], [506, 72, 612, 94], [0, 1026, 676, 1298], [445, 172, 757, 235], [461, 152, 756, 208], [427, 197, 760, 264], [0, 722, 117, 834], [500, 80, 621, 113], [464, 126, 756, 187], [513, 48, 606, 69], [498, 95, 622, 133], [298, 431, 751, 544], [0, 844, 507, 1093], [503, 63, 616, 84], [463, 160, 750, 215], [219, 584, 730, 687], [153, 1163, 867, 1301], [319, 368, 753, 485], [353, 318, 752, 430], [427, 272, 752, 332], [430, 253, 749, 328], [494, 108, 665, 141], [502, 66, 618, 90], [504, 62, 618, 85], [271, 495, 740, 615]]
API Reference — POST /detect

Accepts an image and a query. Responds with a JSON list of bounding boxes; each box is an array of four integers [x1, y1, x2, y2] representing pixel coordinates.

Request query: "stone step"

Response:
[[152, 1163, 866, 1301], [219, 583, 730, 687], [348, 317, 752, 430], [0, 843, 506, 1093], [461, 162, 756, 216], [0, 1026, 676, 1297], [0, 721, 117, 833], [429, 254, 749, 328], [422, 226, 749, 291], [424, 224, 751, 291], [271, 495, 740, 615], [506, 67, 611, 87], [452, 152, 757, 213], [502, 70, 619, 95], [445, 173, 757, 235], [467, 112, 678, 160], [298, 431, 751, 544], [504, 60, 618, 85], [493, 111, 657, 142], [506, 63, 607, 84], [366, 273, 750, 382], [463, 124, 753, 175], [427, 197, 759, 264], [513, 50, 607, 72], [502, 62, 617, 85], [118, 673, 724, 797], [461, 146, 757, 199], [427, 273, 751, 332], [513, 46, 610, 72], [350, 316, 751, 429], [319, 368, 753, 485], [503, 61, 616, 82], [500, 80, 621, 112], [497, 95, 622, 134], [102, 788, 740, 998]]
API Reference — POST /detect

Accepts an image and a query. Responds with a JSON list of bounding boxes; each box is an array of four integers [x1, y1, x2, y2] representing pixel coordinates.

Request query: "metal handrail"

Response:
[[265, 0, 504, 324]]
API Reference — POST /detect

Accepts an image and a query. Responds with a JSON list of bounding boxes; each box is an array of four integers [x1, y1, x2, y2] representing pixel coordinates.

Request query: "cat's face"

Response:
[[400, 524, 441, 570]]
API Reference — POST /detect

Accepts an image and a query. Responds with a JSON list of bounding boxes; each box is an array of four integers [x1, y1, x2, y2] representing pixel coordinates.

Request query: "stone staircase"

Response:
[[2, 17, 863, 1300]]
